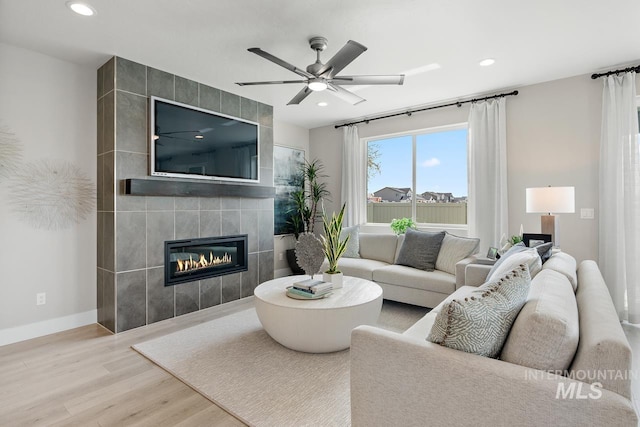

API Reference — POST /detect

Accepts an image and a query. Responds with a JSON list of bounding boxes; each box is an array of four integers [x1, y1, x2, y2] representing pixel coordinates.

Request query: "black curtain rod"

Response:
[[334, 90, 519, 129], [591, 65, 640, 79]]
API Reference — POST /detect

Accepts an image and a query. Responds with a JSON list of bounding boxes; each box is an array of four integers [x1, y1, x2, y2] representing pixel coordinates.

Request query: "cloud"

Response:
[[421, 157, 441, 167]]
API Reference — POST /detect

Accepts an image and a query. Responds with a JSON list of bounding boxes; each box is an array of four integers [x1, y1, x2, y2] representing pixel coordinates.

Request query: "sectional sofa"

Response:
[[349, 249, 637, 426]]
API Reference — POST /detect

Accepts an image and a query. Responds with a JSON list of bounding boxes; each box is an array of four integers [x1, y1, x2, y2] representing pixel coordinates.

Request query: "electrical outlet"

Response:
[[36, 292, 46, 306], [278, 252, 284, 261]]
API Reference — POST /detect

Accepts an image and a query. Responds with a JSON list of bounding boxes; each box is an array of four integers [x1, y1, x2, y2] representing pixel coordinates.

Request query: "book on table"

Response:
[[286, 287, 332, 299], [293, 279, 332, 294]]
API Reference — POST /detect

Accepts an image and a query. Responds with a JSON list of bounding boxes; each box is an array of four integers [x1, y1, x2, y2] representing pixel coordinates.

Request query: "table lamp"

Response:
[[525, 186, 575, 246]]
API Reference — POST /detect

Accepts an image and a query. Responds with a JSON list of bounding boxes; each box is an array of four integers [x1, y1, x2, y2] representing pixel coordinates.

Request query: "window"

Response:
[[367, 124, 468, 226]]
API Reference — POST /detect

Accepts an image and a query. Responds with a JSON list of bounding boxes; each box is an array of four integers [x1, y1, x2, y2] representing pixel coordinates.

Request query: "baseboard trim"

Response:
[[0, 310, 97, 347]]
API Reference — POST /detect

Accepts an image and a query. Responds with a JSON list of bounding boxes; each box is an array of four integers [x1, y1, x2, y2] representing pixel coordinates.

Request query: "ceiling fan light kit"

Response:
[[236, 36, 405, 105]]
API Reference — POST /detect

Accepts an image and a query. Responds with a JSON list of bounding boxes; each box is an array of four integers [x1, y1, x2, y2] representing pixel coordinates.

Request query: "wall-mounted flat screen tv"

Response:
[[150, 96, 259, 182]]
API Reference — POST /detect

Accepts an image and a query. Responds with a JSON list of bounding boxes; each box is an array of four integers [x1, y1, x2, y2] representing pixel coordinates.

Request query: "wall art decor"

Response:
[[0, 123, 24, 181], [9, 159, 96, 230], [273, 145, 305, 235]]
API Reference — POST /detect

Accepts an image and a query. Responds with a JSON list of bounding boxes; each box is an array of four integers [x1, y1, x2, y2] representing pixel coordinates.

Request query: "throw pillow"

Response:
[[427, 264, 531, 358], [435, 232, 480, 275], [340, 225, 360, 258], [487, 242, 527, 278], [533, 242, 553, 263], [487, 248, 542, 281], [395, 228, 446, 271]]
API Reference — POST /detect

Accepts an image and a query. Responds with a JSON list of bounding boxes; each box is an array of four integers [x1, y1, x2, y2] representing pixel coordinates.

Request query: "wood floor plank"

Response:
[[0, 299, 253, 426]]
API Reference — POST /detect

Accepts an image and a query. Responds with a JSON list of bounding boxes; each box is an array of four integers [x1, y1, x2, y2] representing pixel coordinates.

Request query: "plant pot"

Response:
[[286, 248, 305, 275], [323, 271, 344, 289]]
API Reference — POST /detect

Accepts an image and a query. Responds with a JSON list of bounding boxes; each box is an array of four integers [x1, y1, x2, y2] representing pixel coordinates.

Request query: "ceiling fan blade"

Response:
[[236, 79, 307, 86], [327, 83, 365, 105], [331, 75, 405, 85], [248, 48, 314, 79], [317, 40, 367, 78], [287, 86, 313, 105]]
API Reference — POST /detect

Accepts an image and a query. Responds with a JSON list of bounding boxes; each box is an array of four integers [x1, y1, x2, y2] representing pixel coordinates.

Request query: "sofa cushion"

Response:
[[500, 269, 579, 372], [322, 257, 389, 281], [403, 311, 438, 340], [340, 225, 360, 258], [358, 233, 399, 264], [487, 248, 541, 282], [542, 251, 577, 292], [373, 265, 456, 294], [435, 233, 480, 275], [427, 264, 531, 358], [395, 228, 445, 271]]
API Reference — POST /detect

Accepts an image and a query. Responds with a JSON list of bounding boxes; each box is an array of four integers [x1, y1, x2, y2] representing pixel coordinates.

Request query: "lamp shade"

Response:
[[526, 186, 575, 214]]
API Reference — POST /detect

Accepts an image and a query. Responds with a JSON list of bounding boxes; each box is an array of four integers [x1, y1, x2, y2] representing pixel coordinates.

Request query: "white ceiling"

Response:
[[1, 0, 639, 129]]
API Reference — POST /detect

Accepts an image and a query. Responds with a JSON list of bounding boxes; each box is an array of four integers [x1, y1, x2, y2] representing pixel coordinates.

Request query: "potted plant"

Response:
[[320, 203, 349, 288], [285, 159, 330, 274], [390, 217, 416, 235]]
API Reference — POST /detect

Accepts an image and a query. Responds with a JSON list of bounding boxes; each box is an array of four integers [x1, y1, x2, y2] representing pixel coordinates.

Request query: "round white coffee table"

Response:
[[254, 275, 383, 353]]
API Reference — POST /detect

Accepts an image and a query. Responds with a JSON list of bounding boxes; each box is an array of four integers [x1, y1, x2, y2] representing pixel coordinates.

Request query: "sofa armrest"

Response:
[[454, 255, 477, 289], [464, 263, 492, 286], [350, 326, 637, 427]]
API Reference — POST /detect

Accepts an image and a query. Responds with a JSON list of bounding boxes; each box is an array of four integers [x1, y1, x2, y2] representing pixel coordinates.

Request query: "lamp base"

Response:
[[540, 215, 558, 245]]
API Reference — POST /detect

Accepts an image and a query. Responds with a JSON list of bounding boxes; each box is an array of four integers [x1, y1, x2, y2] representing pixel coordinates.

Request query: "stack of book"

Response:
[[286, 278, 333, 299]]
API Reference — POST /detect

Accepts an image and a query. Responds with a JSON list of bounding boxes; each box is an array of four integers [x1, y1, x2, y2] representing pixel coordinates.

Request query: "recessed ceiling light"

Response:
[[66, 2, 96, 16], [194, 135, 204, 139], [479, 58, 495, 67], [317, 102, 328, 107]]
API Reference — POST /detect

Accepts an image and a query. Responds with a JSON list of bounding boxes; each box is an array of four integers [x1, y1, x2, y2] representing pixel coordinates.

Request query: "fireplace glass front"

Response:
[[164, 234, 248, 286]]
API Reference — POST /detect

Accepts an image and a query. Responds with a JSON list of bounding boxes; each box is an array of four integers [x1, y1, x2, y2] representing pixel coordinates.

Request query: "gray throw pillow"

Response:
[[427, 264, 531, 358], [533, 242, 553, 263], [340, 225, 360, 258], [488, 242, 526, 278], [395, 228, 445, 271]]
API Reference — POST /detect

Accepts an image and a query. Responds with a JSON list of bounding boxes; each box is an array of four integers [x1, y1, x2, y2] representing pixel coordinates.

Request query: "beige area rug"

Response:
[[133, 301, 428, 427]]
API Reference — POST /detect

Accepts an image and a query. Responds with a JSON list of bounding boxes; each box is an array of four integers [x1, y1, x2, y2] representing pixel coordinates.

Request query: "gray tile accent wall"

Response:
[[97, 56, 274, 333]]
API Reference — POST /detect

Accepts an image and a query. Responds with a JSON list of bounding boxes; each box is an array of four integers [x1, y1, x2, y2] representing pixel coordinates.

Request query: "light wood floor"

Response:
[[2, 300, 640, 426], [0, 299, 253, 427]]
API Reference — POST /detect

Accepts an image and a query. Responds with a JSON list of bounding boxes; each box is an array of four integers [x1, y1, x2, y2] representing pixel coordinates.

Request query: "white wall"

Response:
[[272, 119, 310, 277], [309, 73, 640, 264], [0, 43, 97, 345]]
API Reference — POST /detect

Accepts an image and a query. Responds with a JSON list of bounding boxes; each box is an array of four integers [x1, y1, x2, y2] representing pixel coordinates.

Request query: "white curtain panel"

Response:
[[341, 125, 367, 226], [599, 72, 640, 323], [467, 98, 509, 253]]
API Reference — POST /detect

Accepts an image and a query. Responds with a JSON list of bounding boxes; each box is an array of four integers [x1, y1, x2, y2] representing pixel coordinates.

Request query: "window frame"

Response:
[[363, 122, 469, 230]]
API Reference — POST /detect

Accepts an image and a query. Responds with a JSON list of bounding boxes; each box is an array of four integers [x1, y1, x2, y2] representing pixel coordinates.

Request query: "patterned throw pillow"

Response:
[[340, 225, 360, 258], [395, 228, 446, 271], [427, 264, 531, 358]]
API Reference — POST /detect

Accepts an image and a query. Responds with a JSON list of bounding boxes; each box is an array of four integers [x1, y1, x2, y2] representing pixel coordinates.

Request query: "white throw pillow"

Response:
[[435, 233, 480, 275], [487, 248, 542, 282], [340, 225, 360, 258]]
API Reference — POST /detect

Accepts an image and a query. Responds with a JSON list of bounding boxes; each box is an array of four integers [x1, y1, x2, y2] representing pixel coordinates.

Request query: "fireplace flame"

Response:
[[176, 252, 232, 274]]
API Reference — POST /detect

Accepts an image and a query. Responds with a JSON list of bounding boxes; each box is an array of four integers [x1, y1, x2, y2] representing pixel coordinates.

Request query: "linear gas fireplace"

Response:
[[164, 235, 248, 286]]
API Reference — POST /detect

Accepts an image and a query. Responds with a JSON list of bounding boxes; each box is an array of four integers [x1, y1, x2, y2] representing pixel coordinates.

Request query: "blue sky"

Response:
[[367, 128, 468, 197]]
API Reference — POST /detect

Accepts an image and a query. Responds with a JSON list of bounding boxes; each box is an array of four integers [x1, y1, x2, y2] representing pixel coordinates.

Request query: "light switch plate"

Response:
[[580, 208, 595, 219]]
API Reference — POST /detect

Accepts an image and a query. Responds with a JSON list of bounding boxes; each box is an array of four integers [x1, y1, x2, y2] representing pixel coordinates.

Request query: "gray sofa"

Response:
[[350, 251, 637, 426], [322, 232, 479, 308]]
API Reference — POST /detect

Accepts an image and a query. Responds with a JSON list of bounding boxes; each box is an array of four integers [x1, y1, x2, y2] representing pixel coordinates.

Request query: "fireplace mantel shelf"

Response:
[[125, 178, 276, 198]]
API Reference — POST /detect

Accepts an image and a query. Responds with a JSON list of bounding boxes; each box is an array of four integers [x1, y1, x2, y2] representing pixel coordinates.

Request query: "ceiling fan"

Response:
[[236, 37, 405, 105]]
